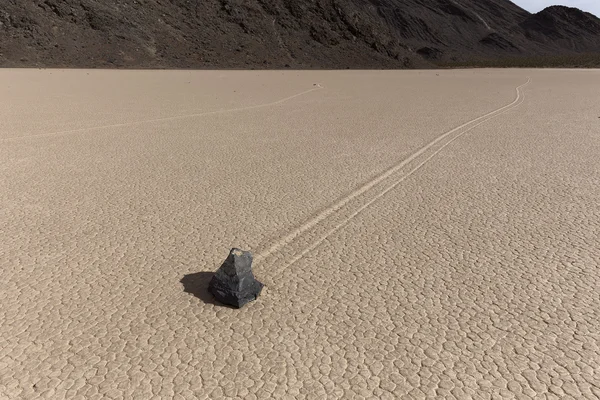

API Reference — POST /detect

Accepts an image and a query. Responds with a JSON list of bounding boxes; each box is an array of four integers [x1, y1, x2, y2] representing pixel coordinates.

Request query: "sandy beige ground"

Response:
[[1, 69, 599, 399]]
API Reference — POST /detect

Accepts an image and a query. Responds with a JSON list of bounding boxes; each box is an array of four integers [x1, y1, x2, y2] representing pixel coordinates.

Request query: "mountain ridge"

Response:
[[1, 0, 599, 68]]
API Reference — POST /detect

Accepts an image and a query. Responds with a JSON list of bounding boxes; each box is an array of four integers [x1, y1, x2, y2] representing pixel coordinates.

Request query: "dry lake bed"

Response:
[[1, 69, 599, 399]]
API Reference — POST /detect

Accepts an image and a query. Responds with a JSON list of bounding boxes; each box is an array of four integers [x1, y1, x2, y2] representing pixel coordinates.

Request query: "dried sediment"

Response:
[[2, 69, 599, 399]]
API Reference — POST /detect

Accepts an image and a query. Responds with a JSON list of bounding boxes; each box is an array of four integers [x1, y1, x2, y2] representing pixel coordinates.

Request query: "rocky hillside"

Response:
[[1, 0, 599, 68]]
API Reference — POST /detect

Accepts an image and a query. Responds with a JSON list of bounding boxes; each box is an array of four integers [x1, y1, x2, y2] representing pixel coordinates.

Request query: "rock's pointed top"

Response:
[[220, 248, 253, 277]]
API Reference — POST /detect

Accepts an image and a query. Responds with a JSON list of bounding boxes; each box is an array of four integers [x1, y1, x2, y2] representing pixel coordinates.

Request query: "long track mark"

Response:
[[256, 78, 531, 265], [2, 84, 323, 142]]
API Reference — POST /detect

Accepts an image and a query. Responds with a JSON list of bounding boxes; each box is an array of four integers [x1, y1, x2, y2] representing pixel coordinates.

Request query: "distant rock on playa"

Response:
[[208, 248, 263, 308]]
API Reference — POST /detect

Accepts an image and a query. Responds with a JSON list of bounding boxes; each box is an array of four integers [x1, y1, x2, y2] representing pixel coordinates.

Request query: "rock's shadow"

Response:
[[180, 271, 233, 308]]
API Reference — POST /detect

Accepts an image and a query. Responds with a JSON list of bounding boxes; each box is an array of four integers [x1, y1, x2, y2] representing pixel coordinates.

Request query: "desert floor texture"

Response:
[[1, 69, 599, 400]]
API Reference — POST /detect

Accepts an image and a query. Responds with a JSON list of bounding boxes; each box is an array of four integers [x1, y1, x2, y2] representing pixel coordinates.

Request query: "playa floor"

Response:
[[1, 69, 599, 399]]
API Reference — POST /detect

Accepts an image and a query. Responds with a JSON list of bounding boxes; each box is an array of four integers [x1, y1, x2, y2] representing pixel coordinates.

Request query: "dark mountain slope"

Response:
[[1, 0, 599, 68], [519, 5, 600, 51]]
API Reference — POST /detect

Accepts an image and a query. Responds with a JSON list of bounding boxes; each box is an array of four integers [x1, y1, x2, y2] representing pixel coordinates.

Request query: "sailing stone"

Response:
[[208, 248, 263, 308]]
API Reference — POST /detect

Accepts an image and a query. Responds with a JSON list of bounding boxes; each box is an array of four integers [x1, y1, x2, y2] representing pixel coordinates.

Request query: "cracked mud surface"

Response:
[[1, 69, 599, 399]]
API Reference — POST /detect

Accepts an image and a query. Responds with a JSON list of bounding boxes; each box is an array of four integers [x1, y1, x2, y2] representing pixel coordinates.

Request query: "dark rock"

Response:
[[208, 248, 263, 308]]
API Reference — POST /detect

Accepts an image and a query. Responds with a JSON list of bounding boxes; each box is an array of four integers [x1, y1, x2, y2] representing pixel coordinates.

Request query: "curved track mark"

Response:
[[2, 84, 323, 141], [256, 77, 530, 263], [267, 84, 528, 272]]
